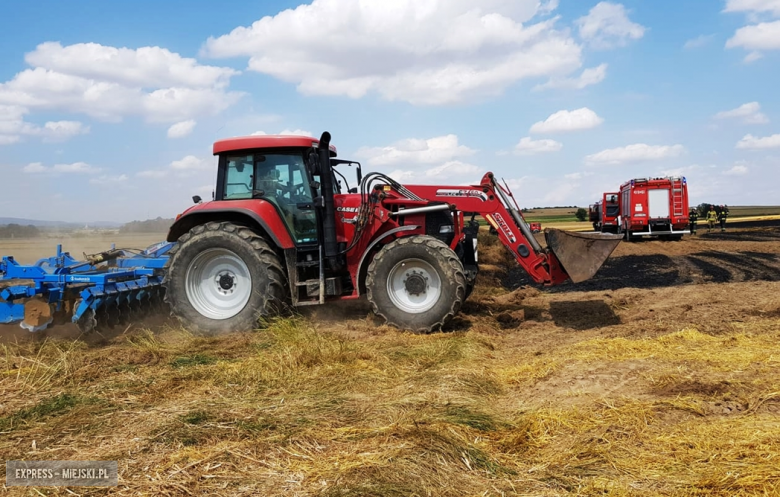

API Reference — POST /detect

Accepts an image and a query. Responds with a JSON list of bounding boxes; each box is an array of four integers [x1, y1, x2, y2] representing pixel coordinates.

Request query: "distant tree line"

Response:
[[0, 224, 41, 238], [695, 203, 729, 217], [120, 217, 174, 233]]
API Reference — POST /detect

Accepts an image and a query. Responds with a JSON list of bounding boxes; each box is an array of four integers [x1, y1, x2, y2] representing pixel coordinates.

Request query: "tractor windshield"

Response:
[[223, 152, 318, 244]]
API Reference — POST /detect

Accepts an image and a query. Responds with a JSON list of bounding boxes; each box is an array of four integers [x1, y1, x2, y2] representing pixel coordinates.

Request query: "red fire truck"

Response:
[[588, 192, 620, 233], [618, 177, 689, 240]]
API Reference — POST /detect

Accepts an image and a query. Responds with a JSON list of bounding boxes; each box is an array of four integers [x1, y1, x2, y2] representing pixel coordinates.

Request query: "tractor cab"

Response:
[[217, 150, 319, 244]]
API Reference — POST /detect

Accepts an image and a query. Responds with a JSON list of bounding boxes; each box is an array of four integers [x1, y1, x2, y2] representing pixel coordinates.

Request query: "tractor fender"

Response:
[[356, 225, 419, 295], [167, 206, 295, 249]]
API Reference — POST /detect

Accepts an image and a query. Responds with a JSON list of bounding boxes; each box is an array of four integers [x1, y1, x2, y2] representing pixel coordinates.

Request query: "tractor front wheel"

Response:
[[163, 222, 287, 334], [366, 235, 466, 333]]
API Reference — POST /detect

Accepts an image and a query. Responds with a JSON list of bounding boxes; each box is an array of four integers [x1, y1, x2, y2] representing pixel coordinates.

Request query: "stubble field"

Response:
[[1, 222, 779, 496]]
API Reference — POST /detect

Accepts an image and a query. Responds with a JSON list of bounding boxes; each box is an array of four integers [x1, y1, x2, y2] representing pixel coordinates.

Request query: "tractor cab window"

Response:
[[261, 154, 318, 245], [224, 156, 254, 199], [222, 152, 317, 244]]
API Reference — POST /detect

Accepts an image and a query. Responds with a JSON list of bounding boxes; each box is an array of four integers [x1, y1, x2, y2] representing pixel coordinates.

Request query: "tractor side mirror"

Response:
[[192, 195, 202, 204], [306, 150, 321, 174]]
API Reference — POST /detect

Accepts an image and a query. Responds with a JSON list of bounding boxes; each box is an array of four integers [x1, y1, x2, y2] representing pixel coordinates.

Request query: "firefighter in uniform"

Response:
[[706, 206, 718, 232], [718, 205, 728, 232], [688, 208, 698, 235]]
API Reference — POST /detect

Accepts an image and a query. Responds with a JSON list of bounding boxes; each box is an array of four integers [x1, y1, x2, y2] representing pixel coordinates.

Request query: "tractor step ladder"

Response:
[[671, 177, 685, 217]]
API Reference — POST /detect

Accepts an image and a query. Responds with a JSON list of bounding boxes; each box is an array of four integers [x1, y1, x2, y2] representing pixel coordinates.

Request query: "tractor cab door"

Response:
[[221, 152, 319, 245]]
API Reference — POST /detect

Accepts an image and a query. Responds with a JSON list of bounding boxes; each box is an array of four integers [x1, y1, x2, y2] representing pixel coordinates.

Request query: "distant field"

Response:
[[0, 233, 167, 264], [724, 206, 780, 217]]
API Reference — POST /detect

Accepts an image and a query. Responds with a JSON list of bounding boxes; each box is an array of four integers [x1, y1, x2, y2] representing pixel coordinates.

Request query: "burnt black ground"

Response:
[[503, 221, 780, 293]]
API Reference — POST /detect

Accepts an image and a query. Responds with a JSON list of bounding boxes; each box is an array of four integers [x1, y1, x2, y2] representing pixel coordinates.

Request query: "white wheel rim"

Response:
[[185, 248, 252, 320], [386, 258, 442, 314]]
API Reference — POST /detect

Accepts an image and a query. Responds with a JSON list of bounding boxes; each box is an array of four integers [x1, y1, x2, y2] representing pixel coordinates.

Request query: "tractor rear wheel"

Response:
[[366, 235, 466, 333], [163, 222, 287, 335]]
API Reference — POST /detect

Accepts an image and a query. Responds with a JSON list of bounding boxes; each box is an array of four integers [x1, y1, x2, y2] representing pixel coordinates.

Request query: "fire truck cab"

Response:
[[589, 192, 620, 233]]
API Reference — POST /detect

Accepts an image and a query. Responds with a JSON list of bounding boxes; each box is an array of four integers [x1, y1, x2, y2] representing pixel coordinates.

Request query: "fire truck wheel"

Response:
[[366, 235, 466, 333], [163, 222, 287, 335]]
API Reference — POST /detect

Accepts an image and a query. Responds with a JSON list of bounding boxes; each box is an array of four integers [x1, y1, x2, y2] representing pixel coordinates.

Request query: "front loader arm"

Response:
[[404, 173, 621, 286], [405, 173, 568, 285]]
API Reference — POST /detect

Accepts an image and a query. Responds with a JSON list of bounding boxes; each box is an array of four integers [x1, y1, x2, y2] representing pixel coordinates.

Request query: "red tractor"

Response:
[[162, 132, 621, 333]]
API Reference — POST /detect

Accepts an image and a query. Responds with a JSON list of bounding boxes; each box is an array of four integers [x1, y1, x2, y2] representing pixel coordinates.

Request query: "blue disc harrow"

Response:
[[0, 242, 173, 332]]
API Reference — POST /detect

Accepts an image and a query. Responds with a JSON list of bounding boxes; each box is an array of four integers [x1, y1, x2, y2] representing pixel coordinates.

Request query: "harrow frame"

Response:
[[1, 241, 173, 332]]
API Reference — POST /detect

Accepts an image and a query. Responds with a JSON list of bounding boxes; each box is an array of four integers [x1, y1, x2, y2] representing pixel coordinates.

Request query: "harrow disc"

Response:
[[76, 307, 98, 334]]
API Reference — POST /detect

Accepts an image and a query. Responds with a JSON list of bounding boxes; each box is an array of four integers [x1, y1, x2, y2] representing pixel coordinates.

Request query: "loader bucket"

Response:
[[545, 229, 622, 283]]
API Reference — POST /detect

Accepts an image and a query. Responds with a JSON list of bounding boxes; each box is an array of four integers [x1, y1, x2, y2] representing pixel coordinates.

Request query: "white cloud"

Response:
[[564, 172, 593, 180], [658, 163, 713, 177], [0, 42, 243, 126], [53, 162, 99, 173], [505, 176, 583, 205], [89, 174, 129, 185], [26, 42, 238, 89], [585, 143, 686, 165], [137, 169, 169, 179], [534, 63, 607, 90], [202, 0, 585, 105], [22, 161, 101, 174], [683, 34, 715, 49], [137, 154, 215, 179], [355, 134, 475, 166], [744, 50, 765, 62], [387, 160, 484, 185], [170, 155, 213, 171], [167, 119, 197, 138], [530, 107, 604, 134], [253, 129, 313, 137], [514, 137, 563, 155], [0, 105, 89, 145], [736, 133, 780, 149], [724, 164, 749, 175], [40, 121, 90, 141], [576, 2, 645, 49], [22, 162, 46, 173], [542, 181, 580, 204], [279, 129, 312, 137], [724, 0, 780, 16], [714, 102, 769, 124], [726, 20, 780, 50]]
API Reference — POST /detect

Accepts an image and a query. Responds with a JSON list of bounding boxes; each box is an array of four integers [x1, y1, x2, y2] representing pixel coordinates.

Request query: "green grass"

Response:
[[169, 354, 218, 368], [0, 393, 101, 431]]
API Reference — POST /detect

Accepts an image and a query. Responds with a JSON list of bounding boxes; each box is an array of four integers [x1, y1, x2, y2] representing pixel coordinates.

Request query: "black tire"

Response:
[[163, 222, 287, 335], [366, 235, 466, 333], [464, 281, 475, 301]]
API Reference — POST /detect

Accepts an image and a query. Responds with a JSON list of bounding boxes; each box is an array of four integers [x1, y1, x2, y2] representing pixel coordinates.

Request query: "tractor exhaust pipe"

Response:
[[317, 131, 341, 270]]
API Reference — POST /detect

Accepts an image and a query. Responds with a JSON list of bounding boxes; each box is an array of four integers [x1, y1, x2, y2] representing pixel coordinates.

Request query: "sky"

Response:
[[0, 0, 778, 223]]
